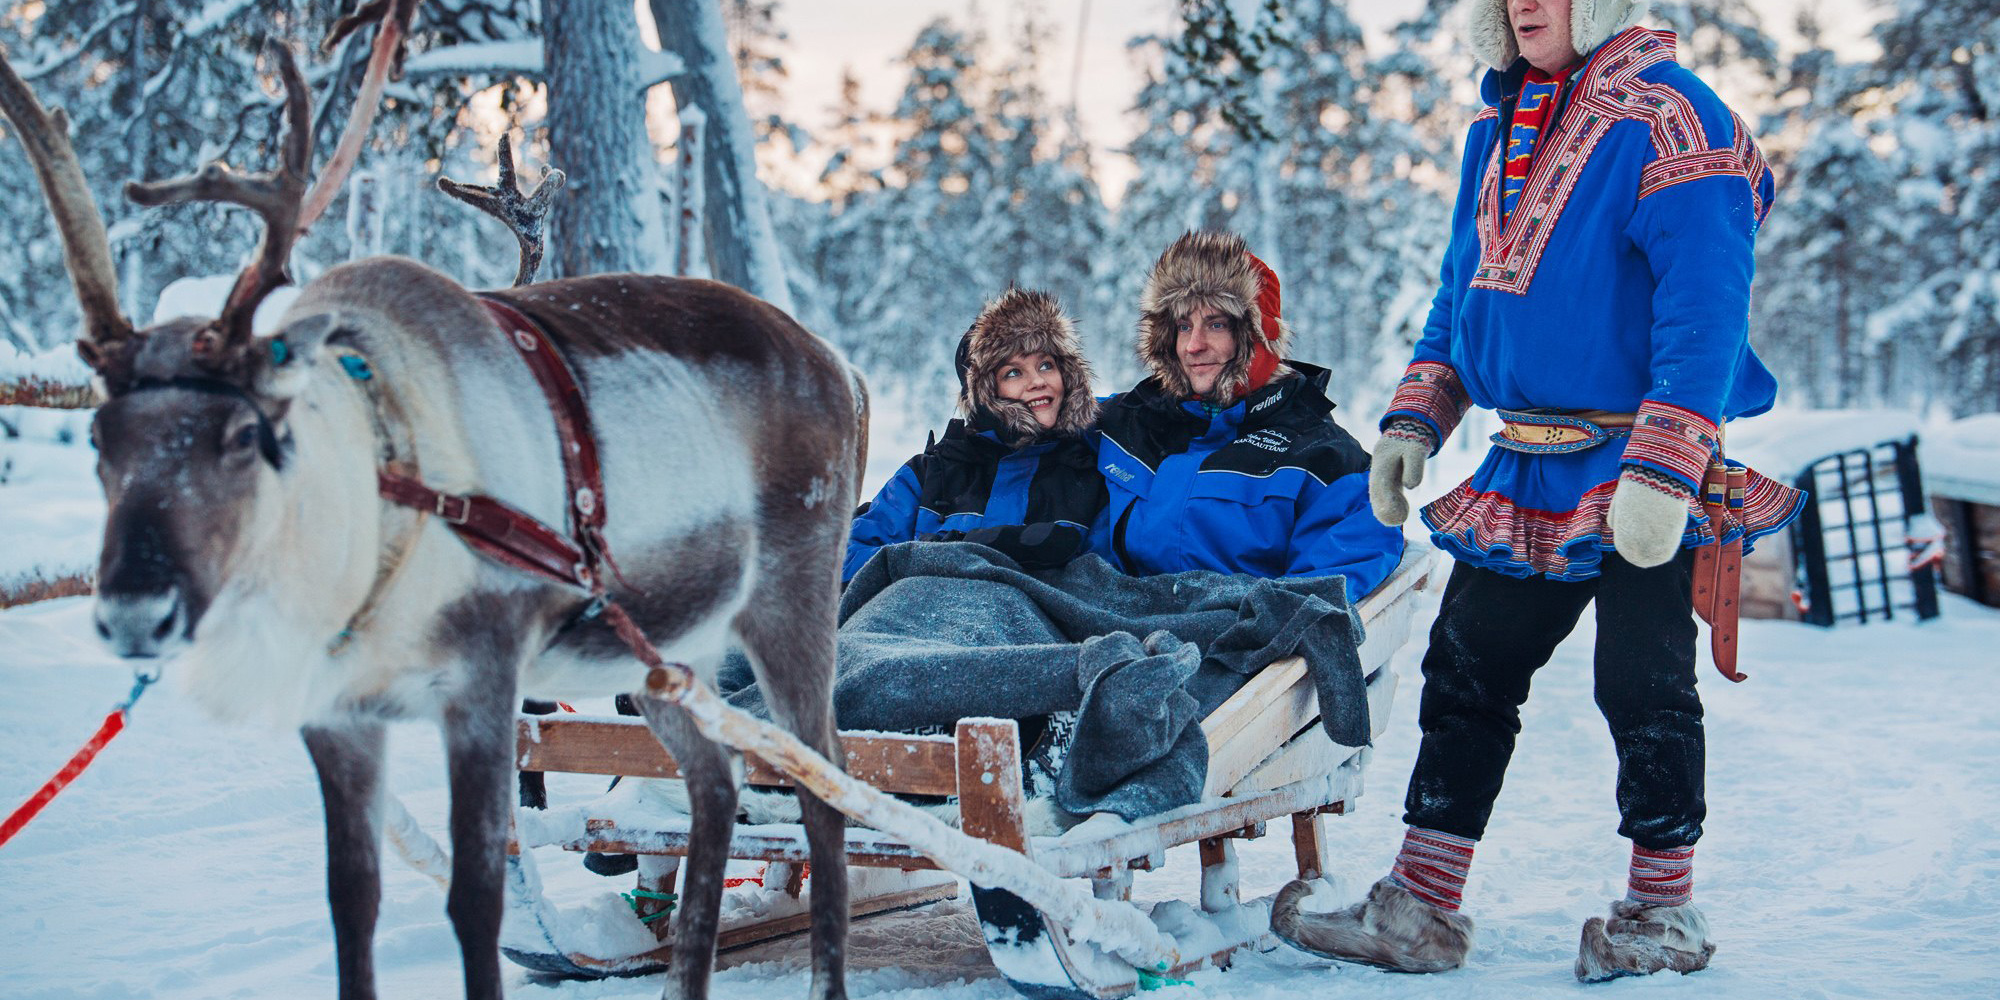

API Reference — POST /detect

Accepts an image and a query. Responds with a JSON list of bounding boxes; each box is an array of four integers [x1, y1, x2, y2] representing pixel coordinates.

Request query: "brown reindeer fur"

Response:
[[1137, 232, 1293, 407], [1270, 877, 1475, 973], [958, 287, 1097, 444], [1575, 898, 1715, 982]]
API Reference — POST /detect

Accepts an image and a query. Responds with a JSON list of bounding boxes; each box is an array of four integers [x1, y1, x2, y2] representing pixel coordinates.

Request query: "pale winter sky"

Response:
[[756, 0, 1884, 203]]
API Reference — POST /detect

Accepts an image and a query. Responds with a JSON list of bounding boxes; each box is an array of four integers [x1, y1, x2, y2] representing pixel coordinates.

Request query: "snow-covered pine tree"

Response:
[[722, 0, 805, 175], [1262, 0, 1369, 377], [1336, 0, 1478, 419], [816, 66, 881, 203], [0, 0, 353, 340], [1099, 23, 1237, 388], [1645, 0, 1782, 107], [978, 4, 1107, 360], [1871, 0, 2000, 414], [810, 18, 1000, 416], [1749, 10, 1920, 410]]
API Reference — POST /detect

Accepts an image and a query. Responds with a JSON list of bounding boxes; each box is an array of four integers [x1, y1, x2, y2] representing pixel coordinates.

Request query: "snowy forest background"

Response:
[[0, 0, 1995, 426]]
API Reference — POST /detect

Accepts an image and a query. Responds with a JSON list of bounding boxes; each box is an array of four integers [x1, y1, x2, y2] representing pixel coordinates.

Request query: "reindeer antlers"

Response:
[[0, 53, 135, 368], [438, 134, 566, 287], [2, 0, 415, 378], [126, 42, 313, 360]]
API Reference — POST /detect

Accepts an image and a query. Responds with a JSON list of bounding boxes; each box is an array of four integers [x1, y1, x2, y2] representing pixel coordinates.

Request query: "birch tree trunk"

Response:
[[648, 0, 794, 312], [543, 0, 667, 278]]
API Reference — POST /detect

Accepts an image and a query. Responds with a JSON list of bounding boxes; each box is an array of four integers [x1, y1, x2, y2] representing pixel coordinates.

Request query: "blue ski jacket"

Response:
[[844, 420, 1106, 582], [1093, 363, 1404, 598]]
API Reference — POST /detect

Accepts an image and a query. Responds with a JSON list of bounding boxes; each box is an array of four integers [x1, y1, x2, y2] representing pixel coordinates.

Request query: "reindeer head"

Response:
[[0, 8, 414, 660]]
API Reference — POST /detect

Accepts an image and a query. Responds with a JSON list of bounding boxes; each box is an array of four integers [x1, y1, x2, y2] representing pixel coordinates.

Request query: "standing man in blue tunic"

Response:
[[1270, 0, 1804, 982]]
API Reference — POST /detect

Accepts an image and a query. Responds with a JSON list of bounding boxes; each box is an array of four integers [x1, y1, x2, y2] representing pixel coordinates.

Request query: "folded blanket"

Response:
[[721, 542, 1367, 821]]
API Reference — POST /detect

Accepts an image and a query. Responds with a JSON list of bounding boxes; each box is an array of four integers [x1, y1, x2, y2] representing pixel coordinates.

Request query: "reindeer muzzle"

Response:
[[94, 588, 186, 658]]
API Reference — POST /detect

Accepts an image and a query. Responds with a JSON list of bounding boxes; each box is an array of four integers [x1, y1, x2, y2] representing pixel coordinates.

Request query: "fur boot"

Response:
[[1269, 877, 1475, 973], [1575, 899, 1716, 983]]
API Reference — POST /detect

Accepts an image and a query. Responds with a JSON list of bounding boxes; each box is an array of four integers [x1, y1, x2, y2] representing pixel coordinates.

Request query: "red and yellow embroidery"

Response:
[[1470, 29, 1748, 297]]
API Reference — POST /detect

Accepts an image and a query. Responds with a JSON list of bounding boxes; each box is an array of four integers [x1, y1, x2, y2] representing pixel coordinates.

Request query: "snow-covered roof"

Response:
[[1922, 413, 2000, 506], [1723, 408, 1926, 481]]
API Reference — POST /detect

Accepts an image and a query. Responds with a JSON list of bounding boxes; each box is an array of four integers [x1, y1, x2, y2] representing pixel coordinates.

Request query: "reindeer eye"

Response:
[[232, 424, 260, 451]]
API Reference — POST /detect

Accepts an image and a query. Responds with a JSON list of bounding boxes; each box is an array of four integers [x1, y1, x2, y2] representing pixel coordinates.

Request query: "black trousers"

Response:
[[1401, 551, 1704, 851]]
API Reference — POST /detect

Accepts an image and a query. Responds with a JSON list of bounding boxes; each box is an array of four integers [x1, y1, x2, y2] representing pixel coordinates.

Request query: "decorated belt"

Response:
[[1491, 409, 1636, 454]]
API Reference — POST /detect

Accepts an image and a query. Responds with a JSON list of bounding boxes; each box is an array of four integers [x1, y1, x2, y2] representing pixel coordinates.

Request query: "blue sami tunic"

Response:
[[1095, 364, 1404, 599], [1384, 27, 1804, 581]]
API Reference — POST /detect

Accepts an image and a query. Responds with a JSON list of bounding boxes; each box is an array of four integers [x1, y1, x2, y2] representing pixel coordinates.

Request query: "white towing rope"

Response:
[[383, 793, 453, 892], [615, 606, 1181, 973]]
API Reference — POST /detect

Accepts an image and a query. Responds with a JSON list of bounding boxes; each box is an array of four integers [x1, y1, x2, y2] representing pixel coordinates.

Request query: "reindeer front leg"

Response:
[[633, 681, 742, 1000], [303, 721, 388, 1000], [442, 658, 521, 1000]]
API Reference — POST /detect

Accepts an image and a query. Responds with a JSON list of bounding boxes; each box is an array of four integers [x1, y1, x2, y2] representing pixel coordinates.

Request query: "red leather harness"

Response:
[[375, 298, 616, 595]]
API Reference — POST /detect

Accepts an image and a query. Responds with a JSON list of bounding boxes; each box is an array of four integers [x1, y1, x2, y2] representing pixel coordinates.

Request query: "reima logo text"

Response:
[[1104, 463, 1135, 483]]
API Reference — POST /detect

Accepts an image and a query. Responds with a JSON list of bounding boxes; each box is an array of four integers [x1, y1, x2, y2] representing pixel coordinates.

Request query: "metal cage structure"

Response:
[[1790, 435, 1941, 627]]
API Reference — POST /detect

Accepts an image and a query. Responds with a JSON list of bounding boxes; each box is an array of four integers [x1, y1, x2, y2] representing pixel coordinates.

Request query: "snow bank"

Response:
[[1723, 407, 1928, 480], [0, 342, 91, 384]]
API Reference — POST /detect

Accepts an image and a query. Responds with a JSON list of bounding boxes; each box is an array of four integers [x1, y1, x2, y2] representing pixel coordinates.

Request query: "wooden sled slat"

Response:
[[519, 719, 960, 795], [503, 864, 960, 978]]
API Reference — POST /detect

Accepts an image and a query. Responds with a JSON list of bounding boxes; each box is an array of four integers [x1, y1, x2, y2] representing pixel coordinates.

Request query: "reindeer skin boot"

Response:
[[1270, 877, 1474, 973], [1575, 899, 1716, 982]]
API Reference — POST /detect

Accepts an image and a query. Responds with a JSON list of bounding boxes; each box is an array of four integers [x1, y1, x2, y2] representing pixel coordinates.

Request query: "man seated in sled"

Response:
[[1090, 231, 1405, 599]]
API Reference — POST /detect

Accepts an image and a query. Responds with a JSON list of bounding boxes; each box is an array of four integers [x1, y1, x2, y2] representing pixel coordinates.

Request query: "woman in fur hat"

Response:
[[1268, 0, 1803, 983], [1092, 231, 1402, 595], [843, 288, 1106, 582]]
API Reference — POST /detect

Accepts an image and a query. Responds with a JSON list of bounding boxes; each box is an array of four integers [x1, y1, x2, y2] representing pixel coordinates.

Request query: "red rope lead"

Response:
[[0, 708, 126, 847], [0, 672, 155, 849]]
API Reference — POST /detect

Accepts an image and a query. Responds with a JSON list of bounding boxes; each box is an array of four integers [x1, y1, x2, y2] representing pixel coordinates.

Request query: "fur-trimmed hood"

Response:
[[1138, 232, 1293, 407], [1462, 0, 1650, 72], [957, 287, 1098, 446]]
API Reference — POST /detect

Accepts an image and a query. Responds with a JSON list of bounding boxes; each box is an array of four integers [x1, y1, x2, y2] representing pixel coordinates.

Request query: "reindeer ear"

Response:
[[255, 312, 351, 400]]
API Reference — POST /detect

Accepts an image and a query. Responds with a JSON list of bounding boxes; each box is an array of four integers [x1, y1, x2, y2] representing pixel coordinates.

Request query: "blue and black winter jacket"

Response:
[[843, 419, 1108, 582], [1093, 363, 1404, 598]]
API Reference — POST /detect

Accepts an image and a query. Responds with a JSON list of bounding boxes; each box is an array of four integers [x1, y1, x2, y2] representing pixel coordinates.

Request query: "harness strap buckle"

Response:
[[434, 492, 471, 524]]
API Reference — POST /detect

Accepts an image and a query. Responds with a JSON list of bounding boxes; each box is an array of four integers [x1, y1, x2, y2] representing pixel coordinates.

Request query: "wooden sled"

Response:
[[504, 546, 1434, 995]]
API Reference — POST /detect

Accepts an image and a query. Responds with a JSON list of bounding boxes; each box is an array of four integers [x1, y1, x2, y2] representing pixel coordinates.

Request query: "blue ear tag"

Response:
[[339, 354, 373, 381], [269, 338, 290, 366]]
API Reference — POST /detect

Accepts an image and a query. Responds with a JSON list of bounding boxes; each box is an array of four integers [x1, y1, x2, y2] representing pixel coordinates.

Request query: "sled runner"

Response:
[[503, 546, 1433, 995]]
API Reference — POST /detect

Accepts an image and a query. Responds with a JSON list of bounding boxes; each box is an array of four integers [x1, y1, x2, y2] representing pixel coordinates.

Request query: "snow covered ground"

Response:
[[4, 568, 1998, 998], [4, 404, 1999, 999]]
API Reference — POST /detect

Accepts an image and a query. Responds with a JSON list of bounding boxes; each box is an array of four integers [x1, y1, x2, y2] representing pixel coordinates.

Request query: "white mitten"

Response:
[[1370, 420, 1436, 526], [1609, 467, 1694, 568]]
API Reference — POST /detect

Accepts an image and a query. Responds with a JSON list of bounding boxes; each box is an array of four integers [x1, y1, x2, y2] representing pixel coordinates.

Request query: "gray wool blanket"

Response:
[[720, 542, 1368, 821]]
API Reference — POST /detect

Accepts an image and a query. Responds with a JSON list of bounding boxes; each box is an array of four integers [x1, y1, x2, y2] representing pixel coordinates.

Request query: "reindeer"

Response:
[[0, 11, 862, 1000]]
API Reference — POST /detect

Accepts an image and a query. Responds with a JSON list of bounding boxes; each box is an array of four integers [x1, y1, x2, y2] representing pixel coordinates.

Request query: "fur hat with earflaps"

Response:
[[1462, 0, 1651, 71], [956, 287, 1099, 445], [1138, 231, 1293, 407]]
